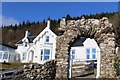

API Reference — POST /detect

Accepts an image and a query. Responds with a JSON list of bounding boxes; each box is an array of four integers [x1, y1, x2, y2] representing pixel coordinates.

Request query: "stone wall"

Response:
[[55, 17, 117, 78], [12, 60, 56, 80], [11, 17, 117, 79]]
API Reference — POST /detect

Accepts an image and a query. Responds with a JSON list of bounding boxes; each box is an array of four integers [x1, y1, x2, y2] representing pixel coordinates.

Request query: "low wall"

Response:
[[12, 60, 57, 80]]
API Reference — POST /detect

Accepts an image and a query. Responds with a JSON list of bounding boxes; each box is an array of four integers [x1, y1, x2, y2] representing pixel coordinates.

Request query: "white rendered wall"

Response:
[[71, 38, 100, 61], [16, 44, 30, 63], [83, 38, 100, 60], [71, 47, 86, 60], [16, 20, 57, 64], [30, 29, 56, 64], [0, 51, 17, 63]]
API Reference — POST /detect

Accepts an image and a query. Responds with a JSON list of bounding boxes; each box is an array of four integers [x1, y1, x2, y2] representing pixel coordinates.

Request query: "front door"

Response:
[[29, 50, 34, 62]]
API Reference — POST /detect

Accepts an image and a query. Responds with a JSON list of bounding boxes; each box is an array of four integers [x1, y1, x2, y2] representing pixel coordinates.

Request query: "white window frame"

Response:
[[0, 51, 3, 59], [86, 48, 90, 59], [45, 35, 49, 43], [22, 53, 26, 60], [3, 51, 9, 59], [40, 48, 51, 61], [9, 54, 11, 59], [44, 49, 51, 61], [40, 49, 44, 61], [92, 48, 96, 59], [71, 49, 75, 59]]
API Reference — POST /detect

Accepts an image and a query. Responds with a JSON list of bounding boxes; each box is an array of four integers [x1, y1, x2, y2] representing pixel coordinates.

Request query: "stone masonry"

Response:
[[11, 17, 117, 79], [12, 60, 56, 80], [55, 17, 117, 78]]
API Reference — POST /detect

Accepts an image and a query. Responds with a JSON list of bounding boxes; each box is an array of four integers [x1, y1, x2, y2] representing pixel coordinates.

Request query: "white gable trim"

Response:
[[27, 46, 35, 53], [33, 27, 57, 43]]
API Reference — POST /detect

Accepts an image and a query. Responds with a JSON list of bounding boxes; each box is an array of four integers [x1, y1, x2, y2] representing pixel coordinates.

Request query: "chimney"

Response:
[[25, 29, 30, 38], [47, 20, 50, 29], [62, 17, 66, 21]]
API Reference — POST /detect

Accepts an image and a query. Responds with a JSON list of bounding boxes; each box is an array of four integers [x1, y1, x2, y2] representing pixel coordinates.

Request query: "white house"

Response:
[[70, 37, 100, 61], [16, 20, 57, 64], [0, 44, 18, 63], [16, 20, 100, 64]]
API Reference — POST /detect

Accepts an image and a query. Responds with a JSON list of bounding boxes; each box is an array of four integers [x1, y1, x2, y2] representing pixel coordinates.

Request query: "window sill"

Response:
[[44, 42, 53, 45]]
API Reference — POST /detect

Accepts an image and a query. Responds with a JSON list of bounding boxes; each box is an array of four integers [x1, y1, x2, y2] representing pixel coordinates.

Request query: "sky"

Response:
[[1, 2, 119, 26]]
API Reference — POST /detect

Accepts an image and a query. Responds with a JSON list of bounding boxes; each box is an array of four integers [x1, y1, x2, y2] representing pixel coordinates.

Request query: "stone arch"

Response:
[[55, 17, 117, 78]]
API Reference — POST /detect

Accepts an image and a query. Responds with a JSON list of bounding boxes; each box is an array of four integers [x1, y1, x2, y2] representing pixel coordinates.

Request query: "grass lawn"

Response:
[[0, 62, 34, 70]]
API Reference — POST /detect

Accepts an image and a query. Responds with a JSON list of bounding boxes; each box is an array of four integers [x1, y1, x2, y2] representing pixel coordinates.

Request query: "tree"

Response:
[[66, 14, 72, 20], [42, 19, 46, 24]]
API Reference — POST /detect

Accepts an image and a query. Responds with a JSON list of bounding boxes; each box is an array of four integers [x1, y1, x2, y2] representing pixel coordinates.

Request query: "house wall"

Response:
[[16, 21, 56, 64], [24, 28, 56, 64], [26, 46, 35, 63], [32, 31, 56, 64], [71, 38, 100, 61], [0, 51, 8, 62], [83, 38, 100, 59], [0, 50, 18, 63], [71, 47, 86, 60], [16, 44, 30, 63]]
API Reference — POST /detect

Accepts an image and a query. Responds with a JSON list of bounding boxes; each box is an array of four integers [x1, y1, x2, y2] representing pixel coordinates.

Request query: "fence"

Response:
[[71, 59, 97, 78]]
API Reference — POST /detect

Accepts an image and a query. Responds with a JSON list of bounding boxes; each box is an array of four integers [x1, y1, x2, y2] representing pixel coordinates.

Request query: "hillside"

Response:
[[1, 20, 60, 48], [1, 12, 120, 48]]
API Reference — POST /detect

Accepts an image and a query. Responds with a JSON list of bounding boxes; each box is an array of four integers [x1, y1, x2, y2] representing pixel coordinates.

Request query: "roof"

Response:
[[16, 21, 57, 45], [72, 37, 86, 47], [16, 27, 57, 45], [33, 26, 57, 43], [17, 36, 36, 44], [0, 44, 15, 51]]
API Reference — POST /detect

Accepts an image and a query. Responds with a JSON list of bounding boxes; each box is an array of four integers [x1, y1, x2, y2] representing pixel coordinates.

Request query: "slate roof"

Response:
[[72, 37, 86, 47], [17, 36, 36, 44], [0, 44, 15, 51]]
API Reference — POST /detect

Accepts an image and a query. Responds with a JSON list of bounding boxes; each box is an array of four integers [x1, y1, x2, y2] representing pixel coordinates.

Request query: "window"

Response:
[[41, 49, 43, 61], [72, 49, 75, 59], [9, 54, 11, 59], [45, 36, 49, 42], [3, 52, 8, 59], [44, 49, 50, 60], [25, 42, 27, 47], [14, 55, 16, 61], [22, 53, 26, 60], [86, 48, 90, 59], [0, 52, 3, 59], [92, 48, 96, 59]]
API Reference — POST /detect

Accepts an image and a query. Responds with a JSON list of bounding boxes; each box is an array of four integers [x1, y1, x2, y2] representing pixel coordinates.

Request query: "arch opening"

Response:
[[55, 17, 117, 78], [28, 50, 34, 63]]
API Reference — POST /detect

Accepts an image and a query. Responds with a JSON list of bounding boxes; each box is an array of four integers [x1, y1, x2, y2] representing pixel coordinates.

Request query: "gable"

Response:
[[17, 36, 36, 44], [72, 37, 100, 49], [33, 27, 57, 43], [72, 37, 86, 47], [83, 38, 99, 48]]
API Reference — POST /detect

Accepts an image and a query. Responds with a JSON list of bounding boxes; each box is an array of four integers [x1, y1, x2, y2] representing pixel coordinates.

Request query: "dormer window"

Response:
[[25, 42, 27, 47], [45, 36, 49, 42]]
